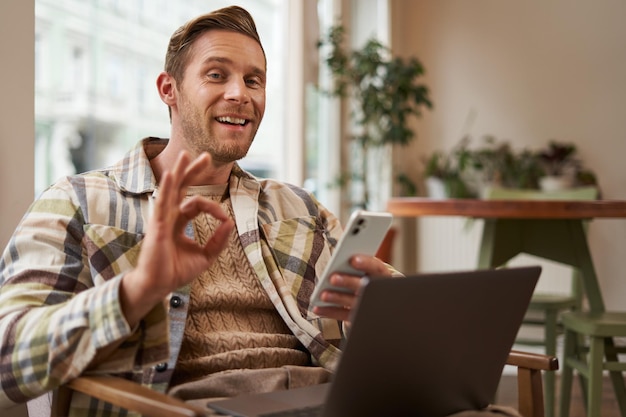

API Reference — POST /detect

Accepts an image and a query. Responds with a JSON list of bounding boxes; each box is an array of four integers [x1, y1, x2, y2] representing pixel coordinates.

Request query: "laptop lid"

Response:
[[208, 266, 541, 417]]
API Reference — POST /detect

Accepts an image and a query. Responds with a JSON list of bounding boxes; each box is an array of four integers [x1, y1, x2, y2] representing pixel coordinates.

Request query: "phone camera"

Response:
[[351, 218, 366, 235]]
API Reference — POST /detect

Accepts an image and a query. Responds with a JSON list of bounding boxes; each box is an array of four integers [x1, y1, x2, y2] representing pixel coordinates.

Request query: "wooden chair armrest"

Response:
[[506, 350, 559, 417], [54, 351, 558, 417], [507, 350, 559, 371], [58, 375, 207, 417]]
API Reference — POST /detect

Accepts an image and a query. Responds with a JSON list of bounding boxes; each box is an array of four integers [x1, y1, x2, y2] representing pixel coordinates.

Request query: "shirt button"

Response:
[[170, 296, 183, 308], [155, 362, 168, 372]]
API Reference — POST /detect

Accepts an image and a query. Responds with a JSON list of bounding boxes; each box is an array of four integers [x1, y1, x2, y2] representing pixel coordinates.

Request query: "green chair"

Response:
[[558, 312, 626, 417], [483, 185, 598, 417]]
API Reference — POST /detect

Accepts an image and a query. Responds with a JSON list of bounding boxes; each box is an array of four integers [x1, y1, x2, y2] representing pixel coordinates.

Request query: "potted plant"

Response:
[[423, 135, 550, 198], [318, 25, 433, 209], [534, 140, 599, 191], [422, 137, 474, 198], [422, 137, 598, 197], [535, 140, 581, 191], [465, 136, 544, 193]]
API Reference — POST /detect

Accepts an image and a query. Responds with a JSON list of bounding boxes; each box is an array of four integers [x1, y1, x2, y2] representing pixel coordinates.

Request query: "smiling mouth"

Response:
[[217, 116, 249, 126]]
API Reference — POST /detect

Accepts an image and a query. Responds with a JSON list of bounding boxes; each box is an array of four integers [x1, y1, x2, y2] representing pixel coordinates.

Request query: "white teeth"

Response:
[[217, 116, 246, 125]]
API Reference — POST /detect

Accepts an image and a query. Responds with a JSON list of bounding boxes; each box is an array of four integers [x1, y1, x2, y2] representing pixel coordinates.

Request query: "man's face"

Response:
[[174, 30, 266, 162]]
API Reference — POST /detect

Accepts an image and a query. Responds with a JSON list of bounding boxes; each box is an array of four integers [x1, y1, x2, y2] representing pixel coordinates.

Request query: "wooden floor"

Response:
[[497, 373, 623, 417]]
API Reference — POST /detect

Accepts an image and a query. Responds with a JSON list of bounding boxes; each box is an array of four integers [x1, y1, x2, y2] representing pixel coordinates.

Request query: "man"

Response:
[[0, 6, 393, 416], [2, 7, 526, 417]]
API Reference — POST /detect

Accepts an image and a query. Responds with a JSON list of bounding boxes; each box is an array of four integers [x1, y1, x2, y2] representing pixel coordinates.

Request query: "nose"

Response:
[[224, 78, 249, 104]]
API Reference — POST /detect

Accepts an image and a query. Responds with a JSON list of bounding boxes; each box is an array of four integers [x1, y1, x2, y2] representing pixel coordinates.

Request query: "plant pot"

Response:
[[426, 176, 472, 199], [425, 177, 448, 199], [539, 175, 573, 192]]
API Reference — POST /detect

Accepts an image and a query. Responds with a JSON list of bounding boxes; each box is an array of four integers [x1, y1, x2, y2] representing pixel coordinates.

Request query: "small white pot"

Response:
[[425, 177, 448, 199], [539, 175, 573, 192]]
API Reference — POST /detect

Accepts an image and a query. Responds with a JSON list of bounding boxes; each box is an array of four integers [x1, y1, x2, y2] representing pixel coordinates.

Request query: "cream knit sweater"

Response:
[[170, 185, 310, 386]]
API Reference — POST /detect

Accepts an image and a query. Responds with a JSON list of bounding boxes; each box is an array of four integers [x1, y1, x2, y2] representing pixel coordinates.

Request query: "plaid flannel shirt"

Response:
[[0, 138, 350, 416]]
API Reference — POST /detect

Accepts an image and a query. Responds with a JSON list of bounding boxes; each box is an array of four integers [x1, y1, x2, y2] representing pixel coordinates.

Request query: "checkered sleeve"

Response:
[[0, 179, 167, 407]]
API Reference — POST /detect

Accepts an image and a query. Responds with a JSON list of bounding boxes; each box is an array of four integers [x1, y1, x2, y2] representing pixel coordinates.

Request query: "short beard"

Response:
[[209, 142, 250, 163], [178, 96, 254, 163], [185, 131, 253, 163]]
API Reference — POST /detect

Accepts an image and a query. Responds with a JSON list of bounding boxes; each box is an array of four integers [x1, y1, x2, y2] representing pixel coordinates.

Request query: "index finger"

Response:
[[182, 152, 213, 187], [350, 255, 391, 277]]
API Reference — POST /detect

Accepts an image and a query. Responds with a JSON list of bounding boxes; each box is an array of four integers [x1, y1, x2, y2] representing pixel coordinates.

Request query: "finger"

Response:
[[182, 152, 212, 186], [152, 171, 176, 225], [312, 305, 352, 322], [157, 152, 192, 213], [171, 152, 194, 201], [170, 197, 222, 237], [179, 196, 230, 222], [351, 255, 391, 277], [329, 273, 363, 294], [321, 289, 357, 308], [177, 197, 234, 255], [203, 218, 235, 256]]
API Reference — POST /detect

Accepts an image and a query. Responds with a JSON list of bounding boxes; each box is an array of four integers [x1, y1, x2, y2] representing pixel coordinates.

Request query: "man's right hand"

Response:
[[120, 151, 234, 327]]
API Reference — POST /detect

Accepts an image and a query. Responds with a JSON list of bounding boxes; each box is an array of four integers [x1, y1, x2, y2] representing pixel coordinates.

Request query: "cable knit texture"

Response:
[[170, 185, 309, 387]]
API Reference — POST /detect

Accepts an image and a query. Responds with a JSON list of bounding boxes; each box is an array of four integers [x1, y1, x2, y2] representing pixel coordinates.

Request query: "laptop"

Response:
[[207, 266, 541, 417]]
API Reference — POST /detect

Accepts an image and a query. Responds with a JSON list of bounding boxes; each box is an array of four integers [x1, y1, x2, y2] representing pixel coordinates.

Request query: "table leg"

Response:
[[478, 219, 523, 268], [478, 219, 606, 313]]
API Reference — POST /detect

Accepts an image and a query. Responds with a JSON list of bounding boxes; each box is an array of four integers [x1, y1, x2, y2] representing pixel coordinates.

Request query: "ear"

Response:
[[156, 71, 177, 106]]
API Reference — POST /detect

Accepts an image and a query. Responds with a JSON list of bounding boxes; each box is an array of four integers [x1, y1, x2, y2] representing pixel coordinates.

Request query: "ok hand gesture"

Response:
[[120, 152, 234, 326]]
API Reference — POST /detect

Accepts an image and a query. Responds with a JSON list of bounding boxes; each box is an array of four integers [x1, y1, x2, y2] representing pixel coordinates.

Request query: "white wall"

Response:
[[391, 0, 626, 309], [0, 2, 34, 250]]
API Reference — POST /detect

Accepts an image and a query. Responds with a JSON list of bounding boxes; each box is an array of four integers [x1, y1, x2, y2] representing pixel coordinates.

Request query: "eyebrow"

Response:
[[203, 56, 266, 78]]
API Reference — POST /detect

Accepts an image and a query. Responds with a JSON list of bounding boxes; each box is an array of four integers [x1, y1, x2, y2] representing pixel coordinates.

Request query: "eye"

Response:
[[246, 76, 264, 89], [207, 71, 223, 80]]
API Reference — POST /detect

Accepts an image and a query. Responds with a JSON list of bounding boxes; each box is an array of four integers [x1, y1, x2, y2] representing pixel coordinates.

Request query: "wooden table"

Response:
[[387, 197, 626, 415], [386, 198, 626, 313]]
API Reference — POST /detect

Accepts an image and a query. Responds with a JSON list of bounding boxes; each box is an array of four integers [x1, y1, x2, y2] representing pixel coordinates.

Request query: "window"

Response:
[[34, 0, 388, 218], [305, 0, 390, 217], [304, 0, 343, 213], [34, 0, 291, 195]]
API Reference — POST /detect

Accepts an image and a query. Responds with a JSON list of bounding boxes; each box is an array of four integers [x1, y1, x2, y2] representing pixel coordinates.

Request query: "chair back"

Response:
[[482, 185, 598, 201]]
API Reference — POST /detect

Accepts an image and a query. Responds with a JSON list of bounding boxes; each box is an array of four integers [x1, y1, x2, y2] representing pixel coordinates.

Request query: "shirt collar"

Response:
[[111, 137, 165, 195], [110, 137, 260, 196]]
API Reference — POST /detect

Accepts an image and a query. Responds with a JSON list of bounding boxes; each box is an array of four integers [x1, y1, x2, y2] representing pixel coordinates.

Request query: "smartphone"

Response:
[[310, 210, 393, 308]]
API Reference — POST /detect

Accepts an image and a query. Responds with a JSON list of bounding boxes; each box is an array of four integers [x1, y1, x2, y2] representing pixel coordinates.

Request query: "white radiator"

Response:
[[415, 217, 573, 295]]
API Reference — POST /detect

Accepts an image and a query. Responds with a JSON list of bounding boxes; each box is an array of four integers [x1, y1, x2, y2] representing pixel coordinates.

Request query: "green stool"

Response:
[[559, 311, 626, 417]]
